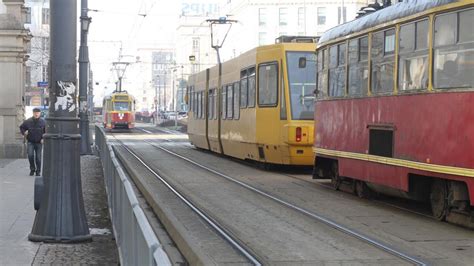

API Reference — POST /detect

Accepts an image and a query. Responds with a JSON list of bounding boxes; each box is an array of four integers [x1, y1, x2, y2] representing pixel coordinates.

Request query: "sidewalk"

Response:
[[0, 155, 119, 265]]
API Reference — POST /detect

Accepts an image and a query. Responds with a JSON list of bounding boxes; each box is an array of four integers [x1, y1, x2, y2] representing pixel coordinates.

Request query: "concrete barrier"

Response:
[[95, 126, 171, 266]]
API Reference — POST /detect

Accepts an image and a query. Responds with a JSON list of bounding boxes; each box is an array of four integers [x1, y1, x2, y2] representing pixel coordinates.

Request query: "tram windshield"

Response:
[[114, 101, 130, 111], [286, 52, 316, 120]]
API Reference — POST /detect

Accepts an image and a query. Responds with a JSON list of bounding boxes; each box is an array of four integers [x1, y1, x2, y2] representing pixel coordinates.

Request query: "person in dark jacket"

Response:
[[20, 108, 46, 176]]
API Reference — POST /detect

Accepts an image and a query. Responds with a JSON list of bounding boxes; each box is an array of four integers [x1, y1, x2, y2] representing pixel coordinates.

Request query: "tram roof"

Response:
[[319, 0, 457, 44]]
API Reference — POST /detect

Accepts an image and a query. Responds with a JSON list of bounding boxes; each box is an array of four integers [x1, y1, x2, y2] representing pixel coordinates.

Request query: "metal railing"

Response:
[[95, 125, 171, 266]]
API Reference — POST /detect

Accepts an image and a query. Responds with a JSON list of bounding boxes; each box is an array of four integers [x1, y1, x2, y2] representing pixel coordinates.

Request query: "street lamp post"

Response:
[[79, 0, 92, 155], [29, 0, 91, 243], [172, 68, 177, 128], [155, 76, 159, 125]]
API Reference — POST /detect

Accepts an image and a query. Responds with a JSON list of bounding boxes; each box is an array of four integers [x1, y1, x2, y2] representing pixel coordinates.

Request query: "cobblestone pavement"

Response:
[[32, 155, 119, 265]]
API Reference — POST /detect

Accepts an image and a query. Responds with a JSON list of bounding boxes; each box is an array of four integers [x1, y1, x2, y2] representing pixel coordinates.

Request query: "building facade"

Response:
[[218, 0, 369, 61], [0, 0, 31, 158]]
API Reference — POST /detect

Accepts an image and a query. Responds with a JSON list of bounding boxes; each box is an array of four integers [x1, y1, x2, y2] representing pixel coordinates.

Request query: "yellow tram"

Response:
[[187, 37, 317, 166]]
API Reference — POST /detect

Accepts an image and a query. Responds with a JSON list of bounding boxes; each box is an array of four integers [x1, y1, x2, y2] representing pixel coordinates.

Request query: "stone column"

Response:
[[0, 0, 31, 158]]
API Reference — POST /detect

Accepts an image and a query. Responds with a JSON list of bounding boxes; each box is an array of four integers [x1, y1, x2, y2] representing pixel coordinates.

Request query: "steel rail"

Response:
[[145, 139, 427, 266], [112, 136, 262, 266]]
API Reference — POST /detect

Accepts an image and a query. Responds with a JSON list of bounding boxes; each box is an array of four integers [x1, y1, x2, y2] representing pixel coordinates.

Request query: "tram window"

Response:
[[399, 23, 415, 53], [348, 39, 358, 63], [459, 9, 474, 43], [434, 13, 456, 47], [328, 43, 346, 97], [371, 29, 395, 94], [416, 20, 428, 50], [114, 102, 129, 111], [360, 37, 368, 61], [398, 19, 429, 91], [316, 49, 328, 98], [227, 85, 233, 119], [434, 9, 474, 89], [286, 52, 315, 120], [384, 29, 395, 55], [338, 43, 346, 66], [248, 68, 256, 108], [221, 86, 227, 120], [258, 62, 278, 106], [233, 82, 240, 120], [280, 68, 287, 120], [240, 70, 248, 108], [348, 36, 369, 96], [208, 89, 213, 119]]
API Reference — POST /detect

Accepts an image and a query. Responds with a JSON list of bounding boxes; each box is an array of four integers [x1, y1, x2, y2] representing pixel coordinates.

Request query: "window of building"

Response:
[[348, 36, 369, 96], [328, 43, 346, 97], [317, 7, 326, 25], [298, 7, 305, 27], [25, 7, 31, 24], [259, 8, 267, 26], [26, 66, 31, 88], [433, 8, 474, 89], [279, 8, 288, 26], [41, 37, 49, 52], [258, 62, 278, 106], [398, 19, 429, 91], [192, 38, 200, 51], [42, 66, 48, 81], [258, 32, 267, 46], [371, 29, 395, 94], [248, 67, 256, 107], [42, 8, 50, 25], [233, 82, 240, 119], [338, 6, 347, 24]]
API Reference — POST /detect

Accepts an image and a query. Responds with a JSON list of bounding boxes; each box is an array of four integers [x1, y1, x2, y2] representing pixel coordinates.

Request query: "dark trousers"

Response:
[[27, 142, 42, 172]]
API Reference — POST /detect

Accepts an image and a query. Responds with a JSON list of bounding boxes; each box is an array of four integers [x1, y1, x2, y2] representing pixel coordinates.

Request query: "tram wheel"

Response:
[[355, 181, 373, 199], [430, 179, 448, 221], [330, 163, 341, 190]]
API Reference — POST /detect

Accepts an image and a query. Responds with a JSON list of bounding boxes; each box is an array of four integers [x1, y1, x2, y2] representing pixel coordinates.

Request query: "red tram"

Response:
[[102, 91, 136, 129], [313, 0, 474, 228]]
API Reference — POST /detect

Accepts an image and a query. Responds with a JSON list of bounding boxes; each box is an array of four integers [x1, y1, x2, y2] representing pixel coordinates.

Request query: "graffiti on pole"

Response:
[[55, 81, 76, 112]]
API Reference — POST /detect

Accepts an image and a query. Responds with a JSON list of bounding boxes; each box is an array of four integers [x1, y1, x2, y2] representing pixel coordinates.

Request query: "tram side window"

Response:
[[248, 67, 256, 107], [328, 43, 346, 97], [258, 62, 278, 106], [221, 86, 227, 120], [398, 19, 429, 91], [348, 36, 369, 96], [316, 48, 328, 98], [227, 84, 233, 119], [434, 9, 474, 89], [371, 29, 395, 94], [208, 89, 213, 119], [233, 82, 240, 119], [240, 70, 248, 108]]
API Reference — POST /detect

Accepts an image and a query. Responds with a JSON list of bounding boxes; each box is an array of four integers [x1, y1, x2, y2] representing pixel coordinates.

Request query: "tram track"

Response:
[[139, 126, 437, 222], [110, 133, 262, 265], [130, 128, 427, 266]]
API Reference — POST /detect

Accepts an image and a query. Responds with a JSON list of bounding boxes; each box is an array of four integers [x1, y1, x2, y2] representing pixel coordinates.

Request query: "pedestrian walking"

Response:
[[19, 108, 46, 176]]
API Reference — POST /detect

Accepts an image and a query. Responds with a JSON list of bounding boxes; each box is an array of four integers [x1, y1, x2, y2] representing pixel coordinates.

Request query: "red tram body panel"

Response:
[[315, 91, 474, 203]]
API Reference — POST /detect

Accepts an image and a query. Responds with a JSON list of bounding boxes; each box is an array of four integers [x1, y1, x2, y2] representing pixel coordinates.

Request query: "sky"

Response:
[[87, 0, 180, 100]]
